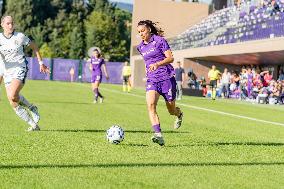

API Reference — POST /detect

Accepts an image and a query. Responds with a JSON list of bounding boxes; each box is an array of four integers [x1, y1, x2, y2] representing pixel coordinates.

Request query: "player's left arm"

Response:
[[149, 50, 174, 72], [102, 64, 109, 80], [29, 41, 50, 74]]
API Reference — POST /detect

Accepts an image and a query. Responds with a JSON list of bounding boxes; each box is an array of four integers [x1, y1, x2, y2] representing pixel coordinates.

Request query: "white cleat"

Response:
[[174, 112, 183, 129], [99, 97, 104, 103], [26, 125, 40, 132], [151, 134, 165, 146], [93, 100, 98, 104], [30, 105, 40, 124]]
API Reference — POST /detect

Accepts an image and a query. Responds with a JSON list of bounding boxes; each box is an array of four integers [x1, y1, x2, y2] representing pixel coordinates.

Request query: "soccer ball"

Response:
[[106, 125, 124, 144]]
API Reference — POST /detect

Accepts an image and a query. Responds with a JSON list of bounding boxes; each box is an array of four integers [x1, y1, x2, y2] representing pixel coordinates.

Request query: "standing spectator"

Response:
[[278, 69, 284, 81], [208, 65, 221, 100], [220, 68, 231, 98], [174, 61, 185, 100], [247, 67, 254, 98]]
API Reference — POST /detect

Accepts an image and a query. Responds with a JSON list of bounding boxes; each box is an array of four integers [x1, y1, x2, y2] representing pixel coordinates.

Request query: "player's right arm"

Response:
[[29, 41, 50, 74]]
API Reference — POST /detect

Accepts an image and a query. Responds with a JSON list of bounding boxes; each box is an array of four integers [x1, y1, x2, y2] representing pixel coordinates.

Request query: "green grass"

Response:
[[0, 80, 283, 189]]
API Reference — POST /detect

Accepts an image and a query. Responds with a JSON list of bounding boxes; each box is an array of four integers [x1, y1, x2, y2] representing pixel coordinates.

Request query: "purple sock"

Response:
[[152, 124, 161, 133], [93, 88, 99, 100]]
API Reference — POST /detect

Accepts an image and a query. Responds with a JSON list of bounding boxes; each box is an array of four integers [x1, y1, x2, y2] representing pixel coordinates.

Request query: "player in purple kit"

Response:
[[89, 49, 109, 103], [137, 20, 183, 146]]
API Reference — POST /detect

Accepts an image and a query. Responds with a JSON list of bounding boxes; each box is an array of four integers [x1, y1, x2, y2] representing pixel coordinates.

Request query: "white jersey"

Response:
[[0, 32, 31, 69]]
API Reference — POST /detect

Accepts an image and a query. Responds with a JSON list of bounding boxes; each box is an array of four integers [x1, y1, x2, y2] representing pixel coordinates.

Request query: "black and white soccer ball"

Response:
[[106, 125, 124, 144]]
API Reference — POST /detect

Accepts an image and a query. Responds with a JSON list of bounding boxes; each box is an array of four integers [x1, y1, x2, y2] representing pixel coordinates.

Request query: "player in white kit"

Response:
[[0, 16, 50, 131]]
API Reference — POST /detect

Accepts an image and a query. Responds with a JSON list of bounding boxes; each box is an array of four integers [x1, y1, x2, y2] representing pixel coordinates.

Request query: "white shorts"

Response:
[[4, 66, 28, 86]]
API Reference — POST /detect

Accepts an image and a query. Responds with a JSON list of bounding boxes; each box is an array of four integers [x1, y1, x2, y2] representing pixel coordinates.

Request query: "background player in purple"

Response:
[[137, 20, 183, 146], [89, 49, 109, 103]]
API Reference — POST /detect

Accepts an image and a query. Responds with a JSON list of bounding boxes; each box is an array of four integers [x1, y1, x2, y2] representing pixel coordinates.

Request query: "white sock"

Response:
[[154, 132, 162, 137], [19, 95, 32, 109], [14, 105, 36, 128]]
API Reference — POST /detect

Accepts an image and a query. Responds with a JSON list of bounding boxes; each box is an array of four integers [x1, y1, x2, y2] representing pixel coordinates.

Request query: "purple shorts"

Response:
[[91, 74, 102, 83], [146, 77, 177, 102]]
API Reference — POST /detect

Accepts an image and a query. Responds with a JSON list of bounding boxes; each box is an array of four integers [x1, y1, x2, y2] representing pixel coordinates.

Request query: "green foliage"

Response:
[[5, 0, 33, 32], [85, 8, 131, 61], [39, 43, 53, 58], [2, 0, 131, 61]]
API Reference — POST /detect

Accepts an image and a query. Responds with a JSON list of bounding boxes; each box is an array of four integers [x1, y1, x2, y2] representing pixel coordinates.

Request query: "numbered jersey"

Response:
[[0, 32, 31, 69]]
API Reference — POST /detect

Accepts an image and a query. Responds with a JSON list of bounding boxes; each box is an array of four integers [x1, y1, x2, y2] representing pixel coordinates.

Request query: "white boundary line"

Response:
[[100, 87, 284, 128]]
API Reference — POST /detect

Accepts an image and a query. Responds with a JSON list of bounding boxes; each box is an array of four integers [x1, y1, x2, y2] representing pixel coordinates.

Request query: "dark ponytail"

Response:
[[138, 20, 164, 37], [93, 49, 101, 58]]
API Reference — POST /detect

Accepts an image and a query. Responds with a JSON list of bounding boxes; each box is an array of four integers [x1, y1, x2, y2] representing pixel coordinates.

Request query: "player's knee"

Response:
[[8, 93, 19, 103], [147, 102, 156, 112]]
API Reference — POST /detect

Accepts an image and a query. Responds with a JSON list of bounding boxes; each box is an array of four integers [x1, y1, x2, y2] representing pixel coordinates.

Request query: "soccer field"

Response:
[[0, 80, 283, 189]]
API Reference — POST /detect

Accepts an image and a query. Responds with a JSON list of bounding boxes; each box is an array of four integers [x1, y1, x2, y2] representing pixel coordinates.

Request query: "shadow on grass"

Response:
[[121, 143, 149, 147], [37, 101, 91, 105], [167, 142, 284, 147], [0, 162, 283, 170], [37, 101, 145, 106], [42, 129, 190, 134]]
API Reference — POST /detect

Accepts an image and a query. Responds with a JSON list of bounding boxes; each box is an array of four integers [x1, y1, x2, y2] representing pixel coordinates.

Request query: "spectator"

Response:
[[198, 76, 207, 97], [262, 70, 272, 87], [187, 68, 197, 89], [270, 0, 280, 16], [220, 68, 231, 98], [174, 61, 185, 100], [247, 67, 254, 98], [278, 70, 284, 81]]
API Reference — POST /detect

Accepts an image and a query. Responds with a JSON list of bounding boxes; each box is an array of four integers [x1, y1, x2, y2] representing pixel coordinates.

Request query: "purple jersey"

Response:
[[137, 35, 174, 82], [90, 57, 105, 75]]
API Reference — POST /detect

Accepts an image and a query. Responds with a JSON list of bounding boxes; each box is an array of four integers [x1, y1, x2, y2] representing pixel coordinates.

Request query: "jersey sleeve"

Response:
[[23, 34, 31, 46], [157, 37, 170, 53], [136, 46, 141, 55]]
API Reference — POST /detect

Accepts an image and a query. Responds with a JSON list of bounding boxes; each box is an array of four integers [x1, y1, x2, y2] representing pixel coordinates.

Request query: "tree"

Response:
[[39, 43, 53, 58], [85, 10, 123, 61], [5, 0, 33, 32]]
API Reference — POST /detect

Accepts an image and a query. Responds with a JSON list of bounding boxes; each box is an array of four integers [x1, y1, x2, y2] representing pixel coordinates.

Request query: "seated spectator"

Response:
[[230, 71, 240, 92], [240, 68, 248, 100], [198, 76, 207, 97], [187, 69, 197, 89], [270, 0, 280, 16], [262, 70, 273, 87], [270, 80, 282, 104]]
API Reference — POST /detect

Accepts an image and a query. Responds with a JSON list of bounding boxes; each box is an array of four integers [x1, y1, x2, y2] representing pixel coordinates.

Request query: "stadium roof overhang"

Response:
[[193, 50, 284, 65], [173, 37, 284, 66]]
